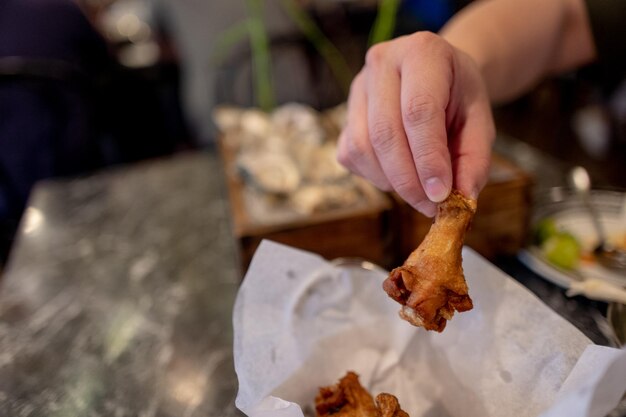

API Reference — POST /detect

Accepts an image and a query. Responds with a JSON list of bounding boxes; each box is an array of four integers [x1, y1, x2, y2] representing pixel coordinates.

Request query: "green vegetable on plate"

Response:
[[533, 217, 558, 245], [533, 217, 582, 270], [541, 232, 581, 270]]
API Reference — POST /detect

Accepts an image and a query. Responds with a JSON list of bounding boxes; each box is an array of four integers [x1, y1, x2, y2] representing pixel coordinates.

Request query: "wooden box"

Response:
[[219, 140, 394, 273], [392, 154, 534, 263]]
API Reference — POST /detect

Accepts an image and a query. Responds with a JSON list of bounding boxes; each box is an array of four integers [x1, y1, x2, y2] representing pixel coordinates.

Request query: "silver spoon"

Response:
[[568, 166, 626, 273]]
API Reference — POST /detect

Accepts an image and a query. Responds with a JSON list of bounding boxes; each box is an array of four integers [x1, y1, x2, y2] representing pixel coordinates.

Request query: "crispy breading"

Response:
[[376, 393, 410, 417], [383, 190, 476, 332], [315, 372, 409, 417]]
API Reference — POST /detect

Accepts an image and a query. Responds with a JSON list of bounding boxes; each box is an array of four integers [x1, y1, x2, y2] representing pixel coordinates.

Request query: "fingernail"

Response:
[[424, 177, 449, 203], [416, 201, 437, 218]]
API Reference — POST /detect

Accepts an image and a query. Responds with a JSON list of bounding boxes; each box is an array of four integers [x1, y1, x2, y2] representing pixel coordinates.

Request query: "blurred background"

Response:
[[2, 2, 626, 414], [1, 0, 625, 265]]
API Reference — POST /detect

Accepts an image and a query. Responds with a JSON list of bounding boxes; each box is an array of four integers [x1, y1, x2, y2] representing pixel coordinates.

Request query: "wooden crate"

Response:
[[392, 153, 534, 264], [219, 140, 394, 273]]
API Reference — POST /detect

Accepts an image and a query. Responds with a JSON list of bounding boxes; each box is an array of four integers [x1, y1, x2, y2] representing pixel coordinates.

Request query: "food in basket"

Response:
[[315, 371, 409, 417], [383, 190, 476, 332]]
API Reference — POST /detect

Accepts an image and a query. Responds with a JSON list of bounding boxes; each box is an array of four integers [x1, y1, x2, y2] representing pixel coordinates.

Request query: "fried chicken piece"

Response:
[[315, 372, 378, 417], [376, 394, 410, 417], [315, 372, 409, 417], [383, 190, 476, 332]]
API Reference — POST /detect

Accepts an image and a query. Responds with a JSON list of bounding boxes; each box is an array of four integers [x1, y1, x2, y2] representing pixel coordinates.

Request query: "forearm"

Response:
[[440, 0, 596, 103]]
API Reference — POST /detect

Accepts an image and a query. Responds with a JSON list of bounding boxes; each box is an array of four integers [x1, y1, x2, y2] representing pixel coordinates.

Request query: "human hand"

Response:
[[337, 32, 495, 217]]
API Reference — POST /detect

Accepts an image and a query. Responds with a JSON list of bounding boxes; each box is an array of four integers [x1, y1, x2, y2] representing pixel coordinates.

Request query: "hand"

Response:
[[337, 31, 495, 217]]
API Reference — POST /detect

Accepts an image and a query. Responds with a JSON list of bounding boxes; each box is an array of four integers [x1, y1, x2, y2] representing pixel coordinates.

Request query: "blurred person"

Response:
[[337, 0, 625, 217], [0, 0, 110, 261]]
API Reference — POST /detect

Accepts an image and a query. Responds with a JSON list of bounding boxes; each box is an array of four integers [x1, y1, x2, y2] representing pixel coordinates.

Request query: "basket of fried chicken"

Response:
[[233, 192, 626, 417]]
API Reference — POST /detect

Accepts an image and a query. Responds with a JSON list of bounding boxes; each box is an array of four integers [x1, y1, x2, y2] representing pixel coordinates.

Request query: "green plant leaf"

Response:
[[210, 20, 251, 66], [246, 0, 276, 111], [369, 0, 401, 46], [280, 0, 354, 96]]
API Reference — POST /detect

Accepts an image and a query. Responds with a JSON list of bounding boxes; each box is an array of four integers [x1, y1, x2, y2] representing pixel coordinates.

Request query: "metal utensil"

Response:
[[568, 166, 626, 272], [607, 302, 626, 346]]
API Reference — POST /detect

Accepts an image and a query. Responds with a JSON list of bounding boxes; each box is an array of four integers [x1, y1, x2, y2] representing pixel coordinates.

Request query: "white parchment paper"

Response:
[[233, 240, 626, 417]]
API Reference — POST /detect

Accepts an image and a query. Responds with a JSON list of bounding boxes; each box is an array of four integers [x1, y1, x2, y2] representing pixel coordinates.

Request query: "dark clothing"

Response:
[[0, 0, 108, 71], [584, 0, 626, 90], [0, 0, 110, 254]]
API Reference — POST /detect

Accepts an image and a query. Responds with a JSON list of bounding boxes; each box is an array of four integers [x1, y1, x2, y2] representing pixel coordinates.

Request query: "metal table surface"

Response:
[[0, 152, 244, 417], [0, 144, 617, 417]]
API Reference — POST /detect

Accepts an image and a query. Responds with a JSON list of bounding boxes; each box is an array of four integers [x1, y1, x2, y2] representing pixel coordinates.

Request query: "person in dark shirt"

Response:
[[0, 0, 111, 260]]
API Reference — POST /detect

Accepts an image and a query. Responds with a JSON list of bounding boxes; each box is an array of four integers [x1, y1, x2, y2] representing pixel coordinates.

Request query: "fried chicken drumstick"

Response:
[[315, 371, 409, 417], [383, 190, 476, 332]]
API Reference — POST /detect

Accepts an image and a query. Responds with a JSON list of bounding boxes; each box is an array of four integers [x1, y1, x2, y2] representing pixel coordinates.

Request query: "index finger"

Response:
[[365, 42, 435, 216], [399, 33, 454, 203]]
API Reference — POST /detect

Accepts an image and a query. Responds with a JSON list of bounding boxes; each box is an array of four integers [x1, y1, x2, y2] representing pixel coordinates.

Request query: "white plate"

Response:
[[518, 187, 626, 291]]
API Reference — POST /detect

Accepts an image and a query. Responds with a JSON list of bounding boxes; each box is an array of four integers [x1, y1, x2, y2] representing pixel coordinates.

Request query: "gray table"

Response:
[[0, 152, 244, 417]]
